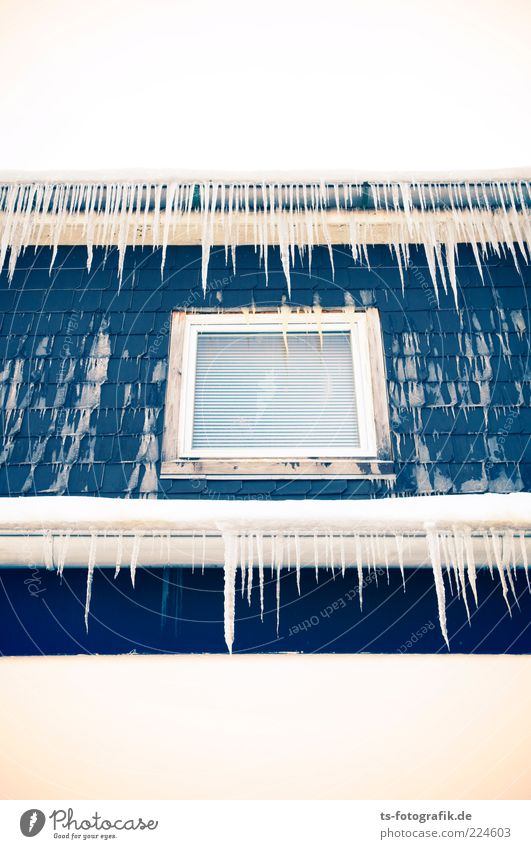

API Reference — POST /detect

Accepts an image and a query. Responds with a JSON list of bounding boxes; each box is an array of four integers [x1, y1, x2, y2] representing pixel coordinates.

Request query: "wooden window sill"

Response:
[[160, 459, 396, 480]]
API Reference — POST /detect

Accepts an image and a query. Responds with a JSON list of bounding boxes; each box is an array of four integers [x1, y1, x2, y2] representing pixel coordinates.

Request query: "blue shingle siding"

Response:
[[0, 243, 529, 500]]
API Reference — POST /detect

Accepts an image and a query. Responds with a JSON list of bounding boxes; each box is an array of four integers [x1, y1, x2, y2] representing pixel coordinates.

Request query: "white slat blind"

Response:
[[192, 331, 360, 451]]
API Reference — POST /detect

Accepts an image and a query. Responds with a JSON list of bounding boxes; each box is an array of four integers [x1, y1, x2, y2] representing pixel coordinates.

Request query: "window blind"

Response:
[[191, 331, 360, 452]]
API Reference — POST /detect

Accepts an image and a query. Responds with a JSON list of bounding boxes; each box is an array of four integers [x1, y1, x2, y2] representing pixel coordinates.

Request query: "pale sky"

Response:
[[0, 0, 529, 174]]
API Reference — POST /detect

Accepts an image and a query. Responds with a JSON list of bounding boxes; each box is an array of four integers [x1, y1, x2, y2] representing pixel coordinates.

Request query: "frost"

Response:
[[151, 361, 166, 382], [0, 178, 529, 301]]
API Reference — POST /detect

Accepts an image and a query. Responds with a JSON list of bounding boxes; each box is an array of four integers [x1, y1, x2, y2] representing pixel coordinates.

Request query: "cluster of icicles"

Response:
[[0, 179, 530, 303], [49, 526, 531, 652], [223, 529, 530, 651]]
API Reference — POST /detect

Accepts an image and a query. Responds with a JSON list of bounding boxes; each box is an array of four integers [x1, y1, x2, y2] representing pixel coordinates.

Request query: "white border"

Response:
[[177, 312, 377, 460]]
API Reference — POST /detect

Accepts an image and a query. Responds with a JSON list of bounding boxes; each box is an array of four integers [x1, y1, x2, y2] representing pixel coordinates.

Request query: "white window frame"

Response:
[[161, 308, 393, 479], [178, 313, 376, 459]]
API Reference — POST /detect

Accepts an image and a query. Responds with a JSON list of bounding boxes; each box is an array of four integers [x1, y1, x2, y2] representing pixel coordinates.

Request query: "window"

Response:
[[161, 309, 393, 479]]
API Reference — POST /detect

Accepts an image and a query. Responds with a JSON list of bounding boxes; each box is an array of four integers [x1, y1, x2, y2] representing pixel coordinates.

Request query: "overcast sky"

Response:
[[0, 0, 529, 175]]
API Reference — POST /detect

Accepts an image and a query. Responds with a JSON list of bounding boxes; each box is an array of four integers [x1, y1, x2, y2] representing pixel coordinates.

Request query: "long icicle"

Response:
[[222, 533, 238, 653], [426, 529, 450, 648], [1, 179, 529, 303], [84, 532, 97, 632]]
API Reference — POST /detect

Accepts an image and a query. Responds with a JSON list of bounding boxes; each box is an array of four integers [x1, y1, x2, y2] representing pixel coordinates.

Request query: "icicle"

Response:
[[247, 533, 254, 605], [395, 533, 406, 590], [445, 534, 462, 599], [502, 531, 519, 605], [275, 534, 283, 635], [114, 532, 123, 578], [56, 531, 70, 578], [463, 528, 478, 606], [256, 532, 265, 621], [491, 531, 512, 614], [240, 535, 247, 599], [130, 533, 141, 588], [84, 532, 97, 632], [313, 294, 324, 350], [1, 178, 529, 303], [223, 533, 238, 653], [354, 534, 364, 609], [280, 300, 290, 353], [509, 532, 518, 582], [453, 530, 471, 622], [483, 531, 494, 578], [369, 534, 377, 582], [43, 531, 54, 570], [441, 533, 455, 595], [294, 532, 301, 593], [339, 533, 346, 578], [313, 532, 319, 581], [518, 532, 530, 592], [329, 534, 336, 579], [426, 529, 450, 648]]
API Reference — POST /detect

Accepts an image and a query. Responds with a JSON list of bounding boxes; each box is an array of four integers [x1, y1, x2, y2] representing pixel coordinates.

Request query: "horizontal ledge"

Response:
[[1, 530, 530, 570], [160, 459, 395, 479], [1, 209, 528, 248], [1, 494, 530, 533]]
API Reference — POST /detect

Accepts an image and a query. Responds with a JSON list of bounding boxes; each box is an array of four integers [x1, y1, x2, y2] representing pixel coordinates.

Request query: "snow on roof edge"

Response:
[[1, 493, 530, 533], [0, 168, 530, 184]]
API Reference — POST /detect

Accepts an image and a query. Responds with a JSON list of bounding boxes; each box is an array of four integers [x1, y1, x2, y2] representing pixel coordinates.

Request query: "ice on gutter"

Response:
[[0, 177, 530, 303], [0, 493, 530, 651]]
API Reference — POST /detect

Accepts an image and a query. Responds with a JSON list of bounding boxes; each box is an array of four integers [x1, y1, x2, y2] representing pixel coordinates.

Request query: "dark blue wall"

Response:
[[0, 243, 530, 654], [0, 243, 529, 499], [1, 565, 531, 655]]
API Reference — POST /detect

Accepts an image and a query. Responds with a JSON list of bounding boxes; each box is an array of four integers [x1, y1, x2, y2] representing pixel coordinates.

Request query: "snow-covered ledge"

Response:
[[1, 494, 530, 650]]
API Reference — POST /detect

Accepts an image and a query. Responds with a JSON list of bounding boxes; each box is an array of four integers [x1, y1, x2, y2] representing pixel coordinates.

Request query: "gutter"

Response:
[[4, 528, 531, 570], [0, 494, 530, 570]]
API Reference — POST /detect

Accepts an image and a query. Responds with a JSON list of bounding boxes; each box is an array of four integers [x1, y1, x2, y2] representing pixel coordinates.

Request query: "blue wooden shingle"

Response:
[[0, 243, 529, 500]]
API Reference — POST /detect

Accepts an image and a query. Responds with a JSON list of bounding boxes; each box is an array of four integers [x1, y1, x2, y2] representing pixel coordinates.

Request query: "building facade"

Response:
[[0, 177, 530, 654]]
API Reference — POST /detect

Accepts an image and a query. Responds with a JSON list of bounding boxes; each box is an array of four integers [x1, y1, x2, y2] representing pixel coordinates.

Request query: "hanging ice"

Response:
[[3, 494, 529, 652], [84, 532, 97, 632], [219, 527, 530, 653], [0, 177, 529, 302]]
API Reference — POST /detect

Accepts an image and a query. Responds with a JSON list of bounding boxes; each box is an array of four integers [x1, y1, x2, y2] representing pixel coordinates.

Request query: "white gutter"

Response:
[[1, 529, 530, 571], [0, 494, 530, 570]]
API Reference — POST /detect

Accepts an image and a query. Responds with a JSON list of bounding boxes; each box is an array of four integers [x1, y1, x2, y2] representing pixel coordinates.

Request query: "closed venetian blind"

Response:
[[191, 331, 360, 451]]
